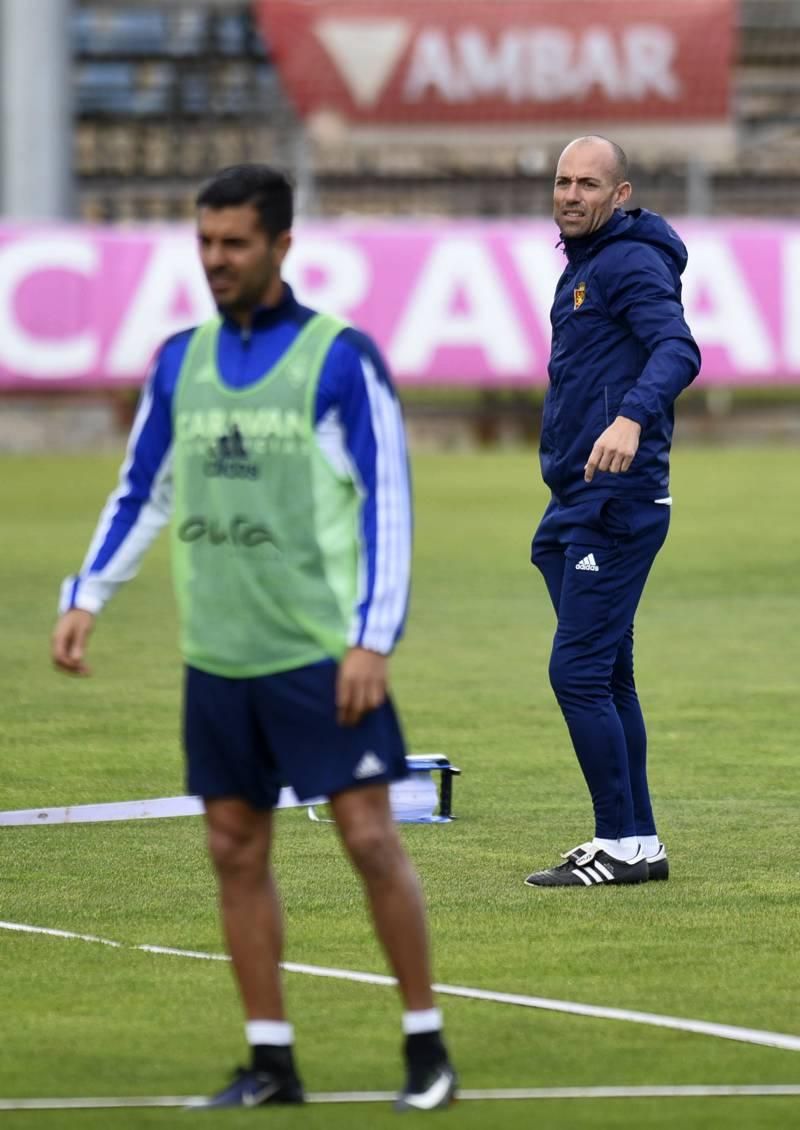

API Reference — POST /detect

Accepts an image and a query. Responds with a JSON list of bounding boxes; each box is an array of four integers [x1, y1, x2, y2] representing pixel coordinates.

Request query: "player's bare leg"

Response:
[[331, 782, 432, 1007], [205, 799, 285, 1018], [196, 799, 303, 1108], [331, 783, 457, 1110]]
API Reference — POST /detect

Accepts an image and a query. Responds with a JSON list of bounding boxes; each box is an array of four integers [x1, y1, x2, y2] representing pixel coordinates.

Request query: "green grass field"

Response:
[[1, 447, 799, 1129]]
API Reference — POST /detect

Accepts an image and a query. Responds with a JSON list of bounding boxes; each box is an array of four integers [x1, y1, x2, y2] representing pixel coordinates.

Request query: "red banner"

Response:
[[254, 0, 733, 125]]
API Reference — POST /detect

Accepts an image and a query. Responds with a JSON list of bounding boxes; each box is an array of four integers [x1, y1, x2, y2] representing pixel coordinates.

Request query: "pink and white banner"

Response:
[[0, 219, 798, 389]]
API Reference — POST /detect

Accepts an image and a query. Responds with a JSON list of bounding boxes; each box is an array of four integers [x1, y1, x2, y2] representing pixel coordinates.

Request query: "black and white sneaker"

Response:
[[394, 1033, 458, 1112], [394, 1061, 458, 1112], [645, 843, 669, 881], [525, 842, 649, 887], [186, 1066, 304, 1108]]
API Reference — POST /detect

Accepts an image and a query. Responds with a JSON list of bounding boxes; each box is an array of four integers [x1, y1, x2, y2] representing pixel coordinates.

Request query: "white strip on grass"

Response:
[[0, 1098, 203, 1111], [0, 792, 302, 826], [3, 920, 800, 1055], [0, 761, 452, 828], [2, 1085, 800, 1110], [0, 921, 123, 948]]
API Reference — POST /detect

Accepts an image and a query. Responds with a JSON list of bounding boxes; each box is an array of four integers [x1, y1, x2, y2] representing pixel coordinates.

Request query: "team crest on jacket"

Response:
[[573, 282, 587, 310]]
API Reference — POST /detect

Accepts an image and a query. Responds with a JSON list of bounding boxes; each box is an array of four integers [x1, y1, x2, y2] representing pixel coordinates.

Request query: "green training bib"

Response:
[[171, 313, 360, 677]]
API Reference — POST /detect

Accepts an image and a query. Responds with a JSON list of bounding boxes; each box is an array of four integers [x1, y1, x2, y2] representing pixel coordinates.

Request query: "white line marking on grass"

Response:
[[3, 920, 800, 1055], [463, 1086, 800, 1099], [2, 1086, 800, 1110], [137, 944, 229, 962], [308, 1085, 800, 1102], [283, 959, 395, 987], [0, 920, 123, 948], [426, 983, 800, 1055], [0, 1098, 203, 1111]]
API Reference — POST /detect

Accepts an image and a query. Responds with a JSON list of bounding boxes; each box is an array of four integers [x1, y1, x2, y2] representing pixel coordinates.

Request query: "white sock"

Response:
[[592, 836, 639, 861], [246, 1020, 294, 1047], [639, 835, 661, 857], [402, 1008, 443, 1036]]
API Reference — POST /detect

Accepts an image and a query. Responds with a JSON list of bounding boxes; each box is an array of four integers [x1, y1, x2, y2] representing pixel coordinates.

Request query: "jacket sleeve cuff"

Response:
[[348, 620, 395, 656], [617, 405, 650, 431], [58, 576, 106, 616]]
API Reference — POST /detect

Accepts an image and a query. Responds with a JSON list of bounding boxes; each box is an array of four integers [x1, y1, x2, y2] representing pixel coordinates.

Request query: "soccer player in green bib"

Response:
[[52, 164, 456, 1111]]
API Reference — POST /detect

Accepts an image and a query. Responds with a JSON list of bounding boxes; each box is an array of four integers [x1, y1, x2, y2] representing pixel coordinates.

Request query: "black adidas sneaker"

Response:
[[645, 843, 669, 881], [525, 842, 649, 887]]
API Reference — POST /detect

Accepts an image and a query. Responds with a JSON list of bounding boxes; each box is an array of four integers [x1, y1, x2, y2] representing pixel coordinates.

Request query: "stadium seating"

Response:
[[72, 0, 800, 221]]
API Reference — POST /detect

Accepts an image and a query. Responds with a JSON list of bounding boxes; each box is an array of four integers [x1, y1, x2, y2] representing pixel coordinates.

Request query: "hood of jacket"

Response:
[[562, 208, 689, 282]]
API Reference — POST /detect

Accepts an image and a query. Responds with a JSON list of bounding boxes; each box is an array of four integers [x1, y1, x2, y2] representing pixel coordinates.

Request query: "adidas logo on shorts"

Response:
[[354, 751, 386, 779]]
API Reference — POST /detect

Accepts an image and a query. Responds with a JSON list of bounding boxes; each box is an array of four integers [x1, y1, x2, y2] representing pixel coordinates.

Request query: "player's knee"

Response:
[[612, 647, 634, 689], [341, 822, 401, 882], [548, 648, 588, 706], [548, 649, 571, 698], [207, 823, 264, 878]]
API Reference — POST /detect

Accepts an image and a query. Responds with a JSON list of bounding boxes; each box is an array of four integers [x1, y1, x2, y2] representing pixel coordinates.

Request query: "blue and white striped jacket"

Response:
[[60, 284, 412, 657]]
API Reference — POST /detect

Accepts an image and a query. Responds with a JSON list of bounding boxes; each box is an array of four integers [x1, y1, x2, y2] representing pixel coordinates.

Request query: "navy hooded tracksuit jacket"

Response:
[[532, 208, 701, 842], [541, 207, 700, 505]]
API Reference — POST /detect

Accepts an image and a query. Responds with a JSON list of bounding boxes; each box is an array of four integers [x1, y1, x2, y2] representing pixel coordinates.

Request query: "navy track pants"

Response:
[[531, 494, 670, 840]]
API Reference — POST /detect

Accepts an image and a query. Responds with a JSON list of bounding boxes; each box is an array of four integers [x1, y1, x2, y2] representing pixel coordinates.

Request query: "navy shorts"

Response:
[[183, 660, 408, 809]]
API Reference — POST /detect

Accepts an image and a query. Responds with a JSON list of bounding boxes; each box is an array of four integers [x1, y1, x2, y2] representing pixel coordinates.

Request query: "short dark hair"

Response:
[[196, 164, 293, 239]]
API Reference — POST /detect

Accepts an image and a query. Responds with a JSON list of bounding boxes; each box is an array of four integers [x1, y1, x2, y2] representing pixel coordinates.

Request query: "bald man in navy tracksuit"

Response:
[[525, 137, 701, 889]]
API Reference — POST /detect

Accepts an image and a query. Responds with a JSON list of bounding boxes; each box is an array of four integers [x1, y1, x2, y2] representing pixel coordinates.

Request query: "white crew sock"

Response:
[[639, 835, 662, 857], [402, 1008, 443, 1036], [246, 1020, 294, 1047], [592, 836, 640, 861]]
